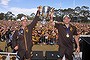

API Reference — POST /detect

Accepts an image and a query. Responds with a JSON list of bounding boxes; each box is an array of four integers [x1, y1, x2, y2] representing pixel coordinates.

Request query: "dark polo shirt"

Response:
[[55, 23, 78, 48]]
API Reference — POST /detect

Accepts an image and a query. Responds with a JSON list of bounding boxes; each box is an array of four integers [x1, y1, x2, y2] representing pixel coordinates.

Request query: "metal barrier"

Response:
[[80, 35, 90, 37], [0, 52, 18, 60]]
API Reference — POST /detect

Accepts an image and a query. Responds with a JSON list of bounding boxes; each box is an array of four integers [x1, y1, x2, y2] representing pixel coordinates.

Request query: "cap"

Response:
[[21, 16, 27, 21], [63, 15, 70, 20]]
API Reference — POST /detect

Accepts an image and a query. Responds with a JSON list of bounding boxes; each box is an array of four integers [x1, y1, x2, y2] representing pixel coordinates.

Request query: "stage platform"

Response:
[[32, 44, 59, 51]]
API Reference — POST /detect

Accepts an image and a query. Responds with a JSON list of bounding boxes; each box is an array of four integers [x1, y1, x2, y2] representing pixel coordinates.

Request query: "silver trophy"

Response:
[[38, 6, 54, 24], [42, 6, 50, 19]]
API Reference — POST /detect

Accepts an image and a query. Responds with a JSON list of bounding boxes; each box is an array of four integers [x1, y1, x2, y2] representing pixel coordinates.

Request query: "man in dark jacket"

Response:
[[12, 9, 41, 60], [51, 15, 80, 60]]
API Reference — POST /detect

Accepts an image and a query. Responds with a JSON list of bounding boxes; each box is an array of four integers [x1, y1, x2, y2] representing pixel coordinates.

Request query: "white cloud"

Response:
[[0, 0, 10, 6], [10, 7, 37, 15]]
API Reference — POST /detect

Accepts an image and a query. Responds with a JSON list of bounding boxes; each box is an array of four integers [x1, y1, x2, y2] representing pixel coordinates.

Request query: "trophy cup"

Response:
[[38, 6, 54, 24]]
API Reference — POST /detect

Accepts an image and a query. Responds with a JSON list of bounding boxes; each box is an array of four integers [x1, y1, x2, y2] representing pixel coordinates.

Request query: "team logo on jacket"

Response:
[[25, 27, 28, 33], [70, 27, 73, 32]]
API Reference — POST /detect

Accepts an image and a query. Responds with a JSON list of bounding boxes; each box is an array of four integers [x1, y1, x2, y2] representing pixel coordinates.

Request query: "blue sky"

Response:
[[0, 0, 90, 15]]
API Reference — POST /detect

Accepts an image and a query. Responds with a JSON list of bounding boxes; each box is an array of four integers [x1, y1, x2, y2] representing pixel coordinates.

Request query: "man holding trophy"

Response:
[[12, 5, 54, 60], [12, 6, 41, 60], [50, 13, 80, 60], [37, 6, 80, 60]]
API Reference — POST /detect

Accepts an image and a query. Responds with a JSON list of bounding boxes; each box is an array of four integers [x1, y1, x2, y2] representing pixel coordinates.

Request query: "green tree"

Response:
[[5, 11, 15, 20], [0, 13, 4, 20], [17, 14, 25, 20], [81, 6, 89, 11], [29, 13, 35, 20]]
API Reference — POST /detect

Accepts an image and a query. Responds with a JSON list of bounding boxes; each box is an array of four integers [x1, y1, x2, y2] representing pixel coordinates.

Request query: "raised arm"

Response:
[[49, 14, 60, 29], [28, 10, 41, 29]]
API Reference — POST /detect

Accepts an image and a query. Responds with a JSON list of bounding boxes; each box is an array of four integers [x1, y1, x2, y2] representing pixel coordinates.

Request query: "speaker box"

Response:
[[45, 51, 61, 60], [81, 37, 90, 60], [31, 51, 45, 60]]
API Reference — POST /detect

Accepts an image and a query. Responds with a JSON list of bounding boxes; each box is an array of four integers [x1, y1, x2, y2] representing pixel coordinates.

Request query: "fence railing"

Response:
[[0, 52, 18, 60]]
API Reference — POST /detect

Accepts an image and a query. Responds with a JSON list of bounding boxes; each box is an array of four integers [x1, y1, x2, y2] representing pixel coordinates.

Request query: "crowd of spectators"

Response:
[[0, 20, 90, 45], [72, 22, 90, 35]]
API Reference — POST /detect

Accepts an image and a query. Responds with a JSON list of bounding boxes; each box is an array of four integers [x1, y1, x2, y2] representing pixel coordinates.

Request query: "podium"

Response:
[[45, 51, 61, 60], [31, 51, 45, 60]]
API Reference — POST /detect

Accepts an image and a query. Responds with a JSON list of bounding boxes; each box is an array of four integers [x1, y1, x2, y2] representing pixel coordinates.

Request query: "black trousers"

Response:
[[17, 50, 31, 60], [58, 46, 73, 60]]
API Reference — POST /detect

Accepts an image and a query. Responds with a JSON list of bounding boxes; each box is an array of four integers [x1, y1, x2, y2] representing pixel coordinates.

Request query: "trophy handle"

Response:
[[49, 8, 54, 20]]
